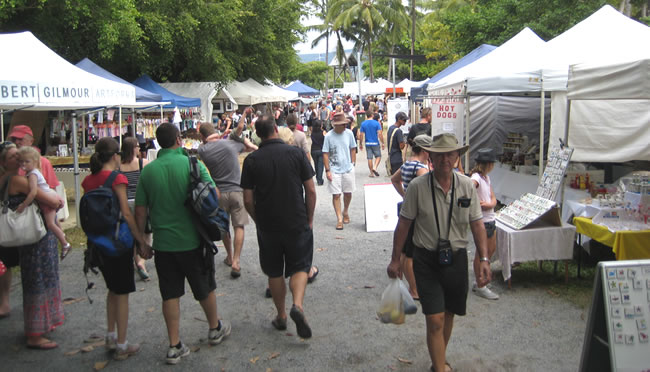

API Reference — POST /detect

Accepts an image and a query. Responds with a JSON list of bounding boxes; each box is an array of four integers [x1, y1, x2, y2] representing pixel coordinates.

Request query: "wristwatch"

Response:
[[479, 257, 490, 262]]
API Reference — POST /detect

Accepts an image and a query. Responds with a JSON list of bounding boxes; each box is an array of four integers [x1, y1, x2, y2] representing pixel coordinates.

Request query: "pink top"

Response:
[[471, 173, 495, 222]]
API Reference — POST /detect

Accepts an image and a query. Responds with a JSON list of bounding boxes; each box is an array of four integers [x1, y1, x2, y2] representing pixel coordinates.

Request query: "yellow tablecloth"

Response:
[[573, 217, 650, 260]]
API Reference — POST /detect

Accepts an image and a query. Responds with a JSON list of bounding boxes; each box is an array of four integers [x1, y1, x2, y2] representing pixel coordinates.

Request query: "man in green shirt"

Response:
[[135, 123, 231, 365]]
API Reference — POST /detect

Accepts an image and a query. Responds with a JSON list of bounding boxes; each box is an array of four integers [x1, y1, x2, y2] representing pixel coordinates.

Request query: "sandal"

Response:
[[430, 362, 453, 372], [271, 316, 287, 331], [307, 266, 319, 284], [335, 222, 344, 230], [342, 214, 350, 224], [223, 258, 232, 267], [136, 264, 150, 281]]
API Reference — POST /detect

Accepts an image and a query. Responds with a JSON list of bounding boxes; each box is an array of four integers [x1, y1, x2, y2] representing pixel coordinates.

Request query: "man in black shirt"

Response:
[[407, 107, 433, 147], [241, 116, 317, 339], [387, 112, 408, 174]]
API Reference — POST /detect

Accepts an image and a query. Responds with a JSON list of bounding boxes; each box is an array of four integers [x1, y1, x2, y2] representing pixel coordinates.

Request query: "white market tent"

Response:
[[264, 79, 299, 102], [160, 82, 237, 122], [0, 31, 141, 226], [396, 78, 428, 92], [565, 58, 650, 162], [427, 28, 550, 165], [457, 5, 650, 162], [339, 78, 393, 96], [226, 78, 289, 105]]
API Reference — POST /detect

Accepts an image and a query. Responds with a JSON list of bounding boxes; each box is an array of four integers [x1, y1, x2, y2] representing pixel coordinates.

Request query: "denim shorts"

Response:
[[365, 145, 381, 159]]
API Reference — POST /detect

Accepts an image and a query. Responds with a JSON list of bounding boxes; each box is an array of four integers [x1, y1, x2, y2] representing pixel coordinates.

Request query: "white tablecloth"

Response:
[[496, 221, 576, 281]]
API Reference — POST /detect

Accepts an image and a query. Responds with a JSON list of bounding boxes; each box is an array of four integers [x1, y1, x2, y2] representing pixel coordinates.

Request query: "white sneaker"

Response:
[[166, 342, 190, 365], [472, 283, 499, 300]]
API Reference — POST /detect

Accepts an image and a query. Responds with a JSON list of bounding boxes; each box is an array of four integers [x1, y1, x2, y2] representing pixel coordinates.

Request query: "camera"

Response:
[[437, 238, 453, 266]]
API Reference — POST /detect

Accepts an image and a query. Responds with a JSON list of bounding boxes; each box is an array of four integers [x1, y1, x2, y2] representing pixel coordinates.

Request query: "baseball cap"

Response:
[[8, 125, 33, 139]]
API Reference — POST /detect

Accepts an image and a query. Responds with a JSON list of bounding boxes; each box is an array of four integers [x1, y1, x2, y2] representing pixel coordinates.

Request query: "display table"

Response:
[[496, 221, 576, 282], [573, 217, 650, 260], [45, 155, 91, 166]]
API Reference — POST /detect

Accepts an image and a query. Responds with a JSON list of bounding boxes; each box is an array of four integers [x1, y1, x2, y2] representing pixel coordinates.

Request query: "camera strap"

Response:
[[430, 172, 455, 240]]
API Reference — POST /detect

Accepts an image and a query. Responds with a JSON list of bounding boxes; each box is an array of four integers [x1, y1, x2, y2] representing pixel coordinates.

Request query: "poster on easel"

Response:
[[580, 260, 650, 372], [536, 146, 574, 201]]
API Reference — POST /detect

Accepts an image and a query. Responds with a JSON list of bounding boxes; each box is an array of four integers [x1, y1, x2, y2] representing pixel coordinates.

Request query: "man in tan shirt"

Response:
[[287, 114, 311, 163], [387, 133, 491, 372]]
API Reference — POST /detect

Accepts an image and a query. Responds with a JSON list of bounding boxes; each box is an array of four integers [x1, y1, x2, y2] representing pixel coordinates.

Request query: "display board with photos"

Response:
[[536, 146, 574, 201], [496, 193, 559, 230], [580, 260, 650, 372]]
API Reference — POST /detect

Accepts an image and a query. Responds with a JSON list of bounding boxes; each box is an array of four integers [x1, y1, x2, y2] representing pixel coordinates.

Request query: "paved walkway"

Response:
[[0, 153, 587, 371]]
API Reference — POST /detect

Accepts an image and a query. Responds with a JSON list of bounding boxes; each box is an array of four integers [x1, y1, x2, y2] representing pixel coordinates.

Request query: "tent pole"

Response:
[[133, 108, 136, 137], [358, 51, 362, 109], [1, 109, 4, 142], [72, 112, 80, 228], [82, 114, 86, 148], [539, 79, 545, 183], [160, 105, 163, 121], [564, 97, 572, 147], [119, 106, 123, 147], [465, 93, 470, 170], [392, 58, 396, 99]]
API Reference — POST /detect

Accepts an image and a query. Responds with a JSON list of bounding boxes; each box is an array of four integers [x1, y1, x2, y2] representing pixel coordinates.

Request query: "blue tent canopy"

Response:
[[132, 75, 201, 108], [76, 58, 163, 102], [422, 44, 497, 86], [285, 80, 319, 96]]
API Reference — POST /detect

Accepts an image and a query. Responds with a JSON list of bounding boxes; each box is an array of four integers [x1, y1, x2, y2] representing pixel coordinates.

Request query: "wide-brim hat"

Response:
[[332, 112, 349, 125], [475, 148, 497, 163], [420, 133, 469, 155]]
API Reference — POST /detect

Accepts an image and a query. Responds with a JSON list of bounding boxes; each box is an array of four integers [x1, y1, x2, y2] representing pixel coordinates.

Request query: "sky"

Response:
[[293, 10, 355, 55]]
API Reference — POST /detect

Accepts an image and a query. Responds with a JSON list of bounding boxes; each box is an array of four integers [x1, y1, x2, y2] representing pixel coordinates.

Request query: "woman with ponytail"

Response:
[[82, 137, 147, 360]]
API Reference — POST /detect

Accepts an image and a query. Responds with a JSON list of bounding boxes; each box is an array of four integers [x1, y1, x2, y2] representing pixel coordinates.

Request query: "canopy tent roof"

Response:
[[339, 78, 393, 96], [285, 80, 320, 96], [264, 79, 299, 101], [423, 44, 496, 86], [160, 82, 237, 121], [466, 5, 650, 94], [226, 78, 289, 105], [132, 75, 200, 108], [396, 78, 428, 91], [76, 58, 162, 102], [429, 27, 546, 94], [0, 31, 135, 111]]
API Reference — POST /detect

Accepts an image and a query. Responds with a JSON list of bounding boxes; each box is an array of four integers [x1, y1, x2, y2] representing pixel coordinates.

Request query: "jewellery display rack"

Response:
[[536, 146, 574, 201], [496, 193, 561, 230]]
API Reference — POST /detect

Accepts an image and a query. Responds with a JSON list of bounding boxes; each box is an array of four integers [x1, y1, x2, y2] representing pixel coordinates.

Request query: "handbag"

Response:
[[0, 176, 47, 247]]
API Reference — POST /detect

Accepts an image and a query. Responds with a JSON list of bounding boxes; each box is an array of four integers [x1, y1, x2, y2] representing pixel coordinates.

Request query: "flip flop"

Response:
[[373, 170, 380, 177], [230, 267, 241, 278], [342, 214, 350, 224], [271, 316, 287, 331], [430, 362, 453, 372], [289, 305, 312, 339], [307, 266, 319, 284], [223, 258, 232, 267], [136, 265, 150, 281], [335, 222, 344, 230], [26, 341, 58, 350]]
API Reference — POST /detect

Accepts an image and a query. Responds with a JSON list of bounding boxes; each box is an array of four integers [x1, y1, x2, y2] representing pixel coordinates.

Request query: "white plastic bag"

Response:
[[399, 280, 418, 315], [377, 278, 405, 324]]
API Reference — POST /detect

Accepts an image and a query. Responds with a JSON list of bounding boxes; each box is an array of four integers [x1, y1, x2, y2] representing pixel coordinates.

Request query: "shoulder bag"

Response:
[[385, 127, 398, 175], [0, 175, 47, 247]]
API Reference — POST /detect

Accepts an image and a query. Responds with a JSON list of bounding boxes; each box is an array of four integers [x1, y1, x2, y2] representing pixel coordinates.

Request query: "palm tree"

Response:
[[309, 1, 333, 93], [330, 0, 408, 82]]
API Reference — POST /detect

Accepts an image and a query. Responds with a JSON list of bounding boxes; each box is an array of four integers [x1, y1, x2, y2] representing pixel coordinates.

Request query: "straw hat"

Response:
[[331, 112, 349, 125], [419, 133, 468, 155]]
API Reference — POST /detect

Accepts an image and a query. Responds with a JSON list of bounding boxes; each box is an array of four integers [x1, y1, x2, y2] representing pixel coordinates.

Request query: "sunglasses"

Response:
[[0, 141, 13, 150]]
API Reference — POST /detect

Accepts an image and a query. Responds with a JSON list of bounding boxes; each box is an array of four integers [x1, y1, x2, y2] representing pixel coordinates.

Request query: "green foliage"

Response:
[[0, 0, 307, 84], [284, 61, 329, 91]]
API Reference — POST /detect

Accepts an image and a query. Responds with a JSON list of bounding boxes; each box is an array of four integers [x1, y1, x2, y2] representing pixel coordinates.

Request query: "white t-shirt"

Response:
[[471, 172, 495, 222]]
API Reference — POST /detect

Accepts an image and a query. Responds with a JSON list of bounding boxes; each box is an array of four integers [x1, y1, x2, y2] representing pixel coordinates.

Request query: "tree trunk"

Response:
[[367, 37, 374, 83], [410, 0, 415, 80], [643, 1, 648, 17], [325, 32, 330, 94]]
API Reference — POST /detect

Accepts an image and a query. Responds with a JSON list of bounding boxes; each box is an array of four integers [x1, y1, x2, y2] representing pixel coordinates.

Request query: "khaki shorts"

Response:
[[220, 191, 249, 227], [328, 171, 356, 194]]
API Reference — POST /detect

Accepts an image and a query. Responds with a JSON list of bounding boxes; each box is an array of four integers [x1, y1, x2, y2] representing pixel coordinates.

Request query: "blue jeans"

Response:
[[311, 150, 324, 185]]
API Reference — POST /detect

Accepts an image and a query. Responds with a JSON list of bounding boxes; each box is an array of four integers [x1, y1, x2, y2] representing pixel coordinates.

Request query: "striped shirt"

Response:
[[122, 169, 141, 200], [400, 160, 428, 191]]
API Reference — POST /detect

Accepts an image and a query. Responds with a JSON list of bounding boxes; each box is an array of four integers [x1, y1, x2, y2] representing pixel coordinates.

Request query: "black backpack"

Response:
[[79, 171, 120, 235], [186, 156, 228, 252]]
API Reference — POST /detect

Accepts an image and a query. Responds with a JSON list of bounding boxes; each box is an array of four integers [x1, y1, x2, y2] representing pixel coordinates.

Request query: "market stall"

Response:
[[160, 81, 237, 122], [285, 80, 319, 97], [0, 31, 138, 225]]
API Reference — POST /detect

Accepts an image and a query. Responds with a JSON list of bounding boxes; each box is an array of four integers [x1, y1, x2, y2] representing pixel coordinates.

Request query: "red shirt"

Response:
[[81, 170, 128, 193]]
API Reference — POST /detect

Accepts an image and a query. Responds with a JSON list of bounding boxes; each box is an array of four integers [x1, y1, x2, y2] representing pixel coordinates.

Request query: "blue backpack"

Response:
[[186, 156, 229, 248], [79, 171, 134, 257]]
